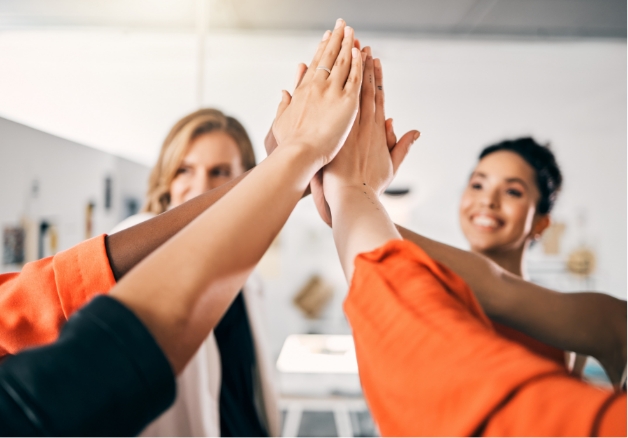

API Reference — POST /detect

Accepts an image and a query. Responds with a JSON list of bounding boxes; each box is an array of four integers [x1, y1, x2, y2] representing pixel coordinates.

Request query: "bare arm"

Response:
[[396, 225, 627, 385], [105, 170, 250, 280], [109, 23, 363, 374]]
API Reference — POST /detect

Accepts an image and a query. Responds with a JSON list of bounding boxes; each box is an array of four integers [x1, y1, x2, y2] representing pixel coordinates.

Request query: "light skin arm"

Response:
[[395, 225, 627, 386], [109, 21, 363, 374], [324, 52, 415, 279]]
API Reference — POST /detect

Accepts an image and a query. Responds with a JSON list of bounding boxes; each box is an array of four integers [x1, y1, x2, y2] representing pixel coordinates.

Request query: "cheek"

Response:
[[459, 191, 474, 217], [503, 202, 535, 233], [169, 176, 191, 205]]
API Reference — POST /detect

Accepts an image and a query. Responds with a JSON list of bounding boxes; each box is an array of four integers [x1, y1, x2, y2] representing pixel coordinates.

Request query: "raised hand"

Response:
[[319, 48, 420, 223], [271, 19, 363, 168]]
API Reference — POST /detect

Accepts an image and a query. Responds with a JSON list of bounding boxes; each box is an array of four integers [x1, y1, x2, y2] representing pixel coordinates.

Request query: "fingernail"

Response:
[[374, 58, 381, 68], [322, 30, 331, 41], [352, 47, 359, 58], [361, 51, 367, 62], [335, 18, 344, 29], [344, 26, 353, 36], [413, 131, 421, 141]]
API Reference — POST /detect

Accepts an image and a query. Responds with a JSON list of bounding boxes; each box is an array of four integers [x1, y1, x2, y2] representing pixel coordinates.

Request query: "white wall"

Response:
[[0, 29, 624, 356], [0, 117, 149, 271]]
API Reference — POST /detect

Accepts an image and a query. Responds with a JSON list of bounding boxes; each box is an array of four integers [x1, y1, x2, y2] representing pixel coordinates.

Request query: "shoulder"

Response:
[[110, 212, 157, 234]]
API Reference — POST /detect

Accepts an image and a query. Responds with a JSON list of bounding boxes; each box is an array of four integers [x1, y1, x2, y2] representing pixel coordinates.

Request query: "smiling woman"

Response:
[[458, 137, 582, 368], [459, 137, 561, 277], [111, 108, 280, 437], [143, 108, 256, 214]]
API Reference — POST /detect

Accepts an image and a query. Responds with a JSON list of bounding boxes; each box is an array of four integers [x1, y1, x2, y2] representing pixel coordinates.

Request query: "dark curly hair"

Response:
[[479, 137, 562, 215]]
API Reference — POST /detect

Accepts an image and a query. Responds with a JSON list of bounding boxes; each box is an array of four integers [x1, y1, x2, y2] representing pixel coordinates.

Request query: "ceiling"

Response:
[[0, 0, 625, 39]]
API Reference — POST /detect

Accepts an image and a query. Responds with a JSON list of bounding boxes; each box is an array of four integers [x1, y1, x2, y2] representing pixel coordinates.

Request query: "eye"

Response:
[[175, 166, 191, 176], [506, 188, 523, 198], [210, 167, 231, 178], [470, 182, 482, 190]]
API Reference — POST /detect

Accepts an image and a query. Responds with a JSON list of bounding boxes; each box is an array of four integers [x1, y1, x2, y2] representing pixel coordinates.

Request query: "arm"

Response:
[[396, 225, 627, 386], [111, 22, 363, 374], [324, 52, 625, 437], [106, 169, 250, 280]]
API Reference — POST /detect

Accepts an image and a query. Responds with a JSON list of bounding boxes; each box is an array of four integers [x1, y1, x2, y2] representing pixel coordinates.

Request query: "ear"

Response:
[[532, 214, 551, 240]]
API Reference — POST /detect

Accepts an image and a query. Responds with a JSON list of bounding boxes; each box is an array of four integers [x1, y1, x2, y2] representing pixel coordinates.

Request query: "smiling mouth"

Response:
[[471, 215, 503, 230]]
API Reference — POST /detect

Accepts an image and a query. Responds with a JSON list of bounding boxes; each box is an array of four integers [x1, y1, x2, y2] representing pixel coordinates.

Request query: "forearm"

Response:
[[329, 185, 401, 281], [105, 170, 252, 280], [397, 225, 627, 383], [110, 145, 319, 373]]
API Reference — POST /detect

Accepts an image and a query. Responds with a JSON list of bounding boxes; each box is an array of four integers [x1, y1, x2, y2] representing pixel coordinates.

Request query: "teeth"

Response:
[[473, 215, 499, 228]]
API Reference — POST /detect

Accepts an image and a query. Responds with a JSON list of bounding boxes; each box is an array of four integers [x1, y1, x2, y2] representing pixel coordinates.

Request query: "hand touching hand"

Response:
[[271, 19, 363, 168], [317, 48, 420, 224]]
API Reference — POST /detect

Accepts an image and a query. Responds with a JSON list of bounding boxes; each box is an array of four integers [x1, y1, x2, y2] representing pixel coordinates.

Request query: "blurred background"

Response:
[[0, 1, 625, 436]]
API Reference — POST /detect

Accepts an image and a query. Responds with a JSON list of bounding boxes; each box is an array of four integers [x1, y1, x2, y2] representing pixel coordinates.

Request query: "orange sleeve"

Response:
[[0, 234, 116, 357], [344, 239, 624, 436]]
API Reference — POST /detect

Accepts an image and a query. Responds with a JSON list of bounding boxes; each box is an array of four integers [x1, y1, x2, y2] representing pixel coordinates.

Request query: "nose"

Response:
[[479, 187, 500, 209], [190, 173, 212, 199]]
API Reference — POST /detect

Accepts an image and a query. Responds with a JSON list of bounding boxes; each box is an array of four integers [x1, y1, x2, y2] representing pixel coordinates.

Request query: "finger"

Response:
[[363, 46, 372, 57], [344, 46, 363, 94], [391, 131, 420, 174], [315, 18, 347, 80], [301, 30, 332, 84], [354, 38, 361, 50], [330, 26, 355, 85], [385, 118, 397, 150], [359, 53, 375, 122], [374, 58, 386, 124], [275, 90, 292, 120], [293, 63, 308, 91]]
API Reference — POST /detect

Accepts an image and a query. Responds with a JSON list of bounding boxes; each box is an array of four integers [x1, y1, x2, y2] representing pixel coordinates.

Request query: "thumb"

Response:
[[385, 118, 397, 150], [391, 130, 420, 174], [275, 90, 292, 120], [293, 63, 308, 90]]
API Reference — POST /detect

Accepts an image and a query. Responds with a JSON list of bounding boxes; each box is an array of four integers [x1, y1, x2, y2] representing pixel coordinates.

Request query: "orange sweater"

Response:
[[0, 235, 115, 357], [344, 239, 626, 436]]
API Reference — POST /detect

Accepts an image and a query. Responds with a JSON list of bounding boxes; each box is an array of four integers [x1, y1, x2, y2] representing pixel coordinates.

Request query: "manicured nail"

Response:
[[413, 131, 421, 141], [352, 47, 359, 58], [374, 58, 381, 68], [335, 18, 344, 29], [322, 30, 331, 41], [344, 26, 353, 37]]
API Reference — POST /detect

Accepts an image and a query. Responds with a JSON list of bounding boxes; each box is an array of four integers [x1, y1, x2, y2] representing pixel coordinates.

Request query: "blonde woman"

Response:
[[112, 108, 279, 437]]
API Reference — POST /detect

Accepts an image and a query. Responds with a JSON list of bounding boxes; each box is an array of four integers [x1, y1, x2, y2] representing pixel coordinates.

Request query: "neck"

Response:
[[476, 245, 527, 278]]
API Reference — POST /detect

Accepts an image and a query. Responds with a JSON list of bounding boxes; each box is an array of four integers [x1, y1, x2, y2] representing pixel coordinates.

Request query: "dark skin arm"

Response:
[[397, 225, 627, 387], [105, 170, 250, 280]]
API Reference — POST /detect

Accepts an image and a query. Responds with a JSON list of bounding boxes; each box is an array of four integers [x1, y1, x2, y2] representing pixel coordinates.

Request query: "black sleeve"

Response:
[[0, 295, 176, 437]]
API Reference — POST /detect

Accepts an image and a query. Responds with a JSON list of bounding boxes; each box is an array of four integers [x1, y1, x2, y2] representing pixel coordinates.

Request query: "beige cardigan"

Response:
[[111, 214, 280, 437]]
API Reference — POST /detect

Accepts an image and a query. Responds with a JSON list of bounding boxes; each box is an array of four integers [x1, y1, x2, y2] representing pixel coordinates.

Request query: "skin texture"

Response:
[[169, 131, 245, 207], [459, 150, 550, 276], [109, 19, 363, 374]]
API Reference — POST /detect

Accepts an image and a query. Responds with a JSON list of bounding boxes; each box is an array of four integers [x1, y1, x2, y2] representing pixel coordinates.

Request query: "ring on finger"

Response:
[[316, 66, 332, 74]]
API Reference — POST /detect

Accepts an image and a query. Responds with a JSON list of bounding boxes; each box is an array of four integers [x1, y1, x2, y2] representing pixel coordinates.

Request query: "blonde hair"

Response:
[[143, 108, 256, 214]]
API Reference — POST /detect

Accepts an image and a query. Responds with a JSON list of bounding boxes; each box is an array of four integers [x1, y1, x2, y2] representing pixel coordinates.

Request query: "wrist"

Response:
[[326, 183, 378, 214]]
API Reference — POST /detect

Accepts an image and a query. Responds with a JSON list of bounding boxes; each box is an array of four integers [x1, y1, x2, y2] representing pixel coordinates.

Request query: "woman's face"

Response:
[[169, 131, 245, 208], [459, 150, 546, 254]]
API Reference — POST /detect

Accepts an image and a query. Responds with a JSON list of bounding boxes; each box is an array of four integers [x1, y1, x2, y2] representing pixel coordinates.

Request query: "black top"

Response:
[[0, 296, 175, 437], [214, 292, 268, 437]]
